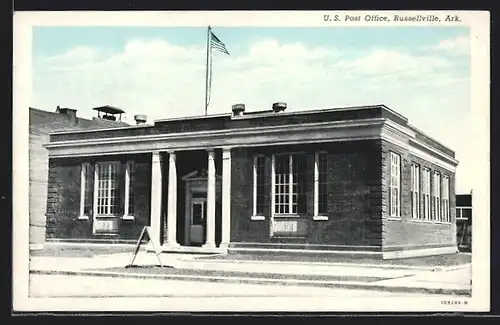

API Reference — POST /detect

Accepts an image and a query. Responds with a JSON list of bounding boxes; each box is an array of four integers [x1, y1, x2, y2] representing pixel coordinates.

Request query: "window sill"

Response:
[[251, 215, 266, 221], [411, 219, 435, 224], [271, 235, 308, 239], [122, 215, 135, 221], [412, 219, 452, 224], [273, 214, 302, 218], [387, 217, 402, 221], [313, 215, 329, 221], [77, 215, 89, 220]]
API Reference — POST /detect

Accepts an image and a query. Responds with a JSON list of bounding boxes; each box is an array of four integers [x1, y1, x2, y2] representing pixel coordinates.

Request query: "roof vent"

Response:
[[232, 103, 246, 116], [272, 102, 287, 113], [93, 105, 125, 121], [134, 114, 147, 125]]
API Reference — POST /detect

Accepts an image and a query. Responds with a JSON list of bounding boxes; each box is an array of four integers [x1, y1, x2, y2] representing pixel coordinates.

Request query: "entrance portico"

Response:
[[150, 148, 231, 253]]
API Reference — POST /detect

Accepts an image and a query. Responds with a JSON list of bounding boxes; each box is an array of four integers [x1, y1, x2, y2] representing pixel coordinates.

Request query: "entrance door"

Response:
[[189, 195, 207, 245], [181, 169, 222, 246]]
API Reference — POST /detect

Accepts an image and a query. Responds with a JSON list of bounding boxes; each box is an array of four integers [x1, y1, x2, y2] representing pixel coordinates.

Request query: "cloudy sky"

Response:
[[31, 26, 473, 192]]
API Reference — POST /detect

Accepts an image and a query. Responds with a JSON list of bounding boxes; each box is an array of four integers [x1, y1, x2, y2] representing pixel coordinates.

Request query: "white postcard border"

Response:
[[12, 10, 491, 312]]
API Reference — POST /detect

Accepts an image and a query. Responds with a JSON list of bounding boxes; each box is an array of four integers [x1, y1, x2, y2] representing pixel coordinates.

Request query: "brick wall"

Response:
[[381, 139, 457, 250], [120, 157, 152, 239], [30, 110, 81, 246], [46, 154, 151, 241], [30, 107, 130, 246], [230, 147, 272, 243], [308, 141, 383, 247], [230, 140, 383, 249], [46, 157, 89, 238], [29, 130, 50, 247]]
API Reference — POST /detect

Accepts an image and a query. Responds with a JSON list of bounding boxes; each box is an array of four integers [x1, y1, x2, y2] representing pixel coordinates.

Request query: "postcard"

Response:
[[13, 10, 490, 313]]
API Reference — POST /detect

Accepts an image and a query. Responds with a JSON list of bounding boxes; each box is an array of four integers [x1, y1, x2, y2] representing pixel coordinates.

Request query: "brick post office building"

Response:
[[44, 103, 459, 259]]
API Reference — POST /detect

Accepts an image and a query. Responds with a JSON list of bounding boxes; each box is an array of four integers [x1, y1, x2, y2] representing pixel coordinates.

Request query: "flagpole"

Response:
[[204, 26, 211, 116]]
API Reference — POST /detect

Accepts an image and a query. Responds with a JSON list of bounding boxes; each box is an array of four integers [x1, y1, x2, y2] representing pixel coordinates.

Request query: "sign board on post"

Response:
[[127, 226, 167, 268]]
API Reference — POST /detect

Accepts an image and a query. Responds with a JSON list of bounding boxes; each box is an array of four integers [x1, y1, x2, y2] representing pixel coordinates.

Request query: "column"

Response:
[[92, 164, 99, 234], [149, 151, 163, 245], [165, 151, 179, 247], [203, 149, 216, 248], [220, 148, 232, 248], [313, 152, 319, 217]]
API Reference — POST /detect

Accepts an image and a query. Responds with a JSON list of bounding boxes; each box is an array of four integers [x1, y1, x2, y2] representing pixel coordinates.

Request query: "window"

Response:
[[411, 163, 420, 219], [274, 155, 290, 214], [96, 162, 120, 215], [273, 154, 307, 215], [253, 155, 266, 216], [422, 168, 431, 220], [124, 161, 135, 217], [459, 207, 472, 221], [389, 152, 401, 218], [315, 152, 329, 216], [81, 161, 137, 219], [432, 171, 441, 221], [441, 176, 450, 222], [79, 163, 92, 218]]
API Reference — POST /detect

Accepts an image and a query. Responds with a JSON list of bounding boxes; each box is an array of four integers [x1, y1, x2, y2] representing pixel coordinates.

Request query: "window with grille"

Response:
[[432, 171, 441, 221], [422, 168, 431, 220], [441, 176, 450, 222], [274, 155, 290, 214], [411, 163, 420, 219], [96, 162, 120, 215], [273, 154, 307, 215], [389, 152, 401, 218]]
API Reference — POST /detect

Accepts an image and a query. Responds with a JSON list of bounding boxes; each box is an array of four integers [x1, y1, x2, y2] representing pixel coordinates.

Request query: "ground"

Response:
[[32, 244, 471, 267], [199, 252, 472, 267], [26, 243, 472, 308], [29, 274, 463, 299], [98, 265, 394, 283], [30, 244, 134, 257]]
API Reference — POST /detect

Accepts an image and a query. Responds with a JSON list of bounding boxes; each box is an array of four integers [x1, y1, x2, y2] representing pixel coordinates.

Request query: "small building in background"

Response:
[[456, 191, 472, 252], [29, 106, 130, 250]]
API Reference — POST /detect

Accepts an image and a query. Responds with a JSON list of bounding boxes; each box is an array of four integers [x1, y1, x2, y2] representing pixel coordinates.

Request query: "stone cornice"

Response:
[[381, 125, 458, 173], [45, 118, 385, 156], [381, 119, 458, 170], [44, 117, 458, 172]]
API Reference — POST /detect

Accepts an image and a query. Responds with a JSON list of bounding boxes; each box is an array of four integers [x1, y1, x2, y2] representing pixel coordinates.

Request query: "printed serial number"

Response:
[[441, 300, 468, 305]]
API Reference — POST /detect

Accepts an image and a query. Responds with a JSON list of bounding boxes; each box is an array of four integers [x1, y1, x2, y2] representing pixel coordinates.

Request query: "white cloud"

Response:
[[246, 39, 337, 63], [428, 35, 470, 55], [32, 37, 475, 191], [42, 46, 102, 68], [335, 49, 452, 77]]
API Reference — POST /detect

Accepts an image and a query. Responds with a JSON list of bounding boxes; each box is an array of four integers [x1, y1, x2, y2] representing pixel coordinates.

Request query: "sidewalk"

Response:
[[29, 247, 472, 297]]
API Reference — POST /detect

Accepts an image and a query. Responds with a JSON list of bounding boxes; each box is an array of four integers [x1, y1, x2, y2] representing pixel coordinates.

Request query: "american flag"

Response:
[[210, 31, 230, 55]]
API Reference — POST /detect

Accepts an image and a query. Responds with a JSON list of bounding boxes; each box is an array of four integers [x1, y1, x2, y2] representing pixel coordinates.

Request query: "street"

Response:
[[29, 274, 462, 299]]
